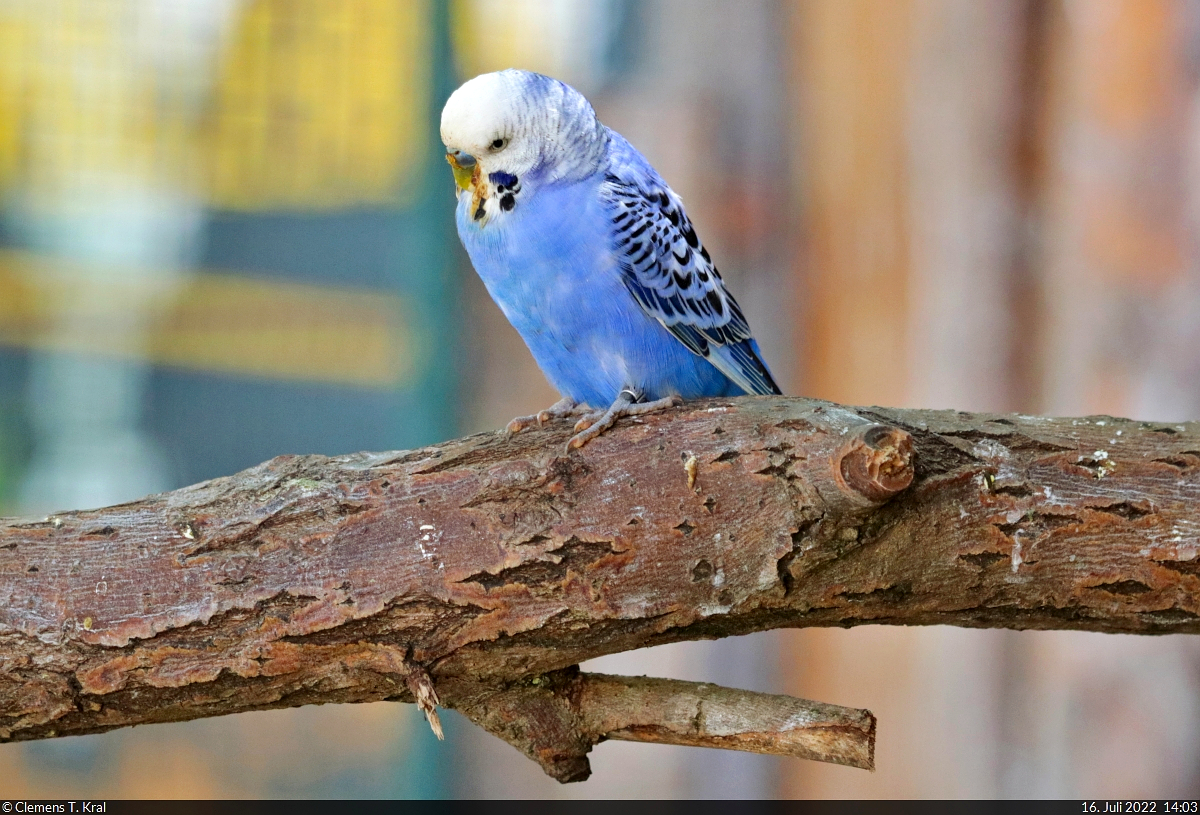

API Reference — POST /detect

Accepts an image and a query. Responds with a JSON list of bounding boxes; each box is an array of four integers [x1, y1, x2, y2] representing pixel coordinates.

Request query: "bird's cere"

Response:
[[442, 69, 781, 449]]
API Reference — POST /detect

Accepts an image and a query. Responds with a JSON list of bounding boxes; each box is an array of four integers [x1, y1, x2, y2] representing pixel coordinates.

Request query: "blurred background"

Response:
[[1, 0, 1199, 800]]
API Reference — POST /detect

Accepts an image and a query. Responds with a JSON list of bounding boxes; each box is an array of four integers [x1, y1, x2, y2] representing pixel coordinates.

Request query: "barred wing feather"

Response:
[[601, 172, 781, 396]]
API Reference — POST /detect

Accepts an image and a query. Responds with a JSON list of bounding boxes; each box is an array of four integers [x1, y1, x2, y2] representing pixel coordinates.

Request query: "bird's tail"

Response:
[[725, 337, 782, 396]]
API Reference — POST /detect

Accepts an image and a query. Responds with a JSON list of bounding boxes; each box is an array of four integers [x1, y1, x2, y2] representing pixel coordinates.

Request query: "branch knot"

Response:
[[834, 424, 915, 505]]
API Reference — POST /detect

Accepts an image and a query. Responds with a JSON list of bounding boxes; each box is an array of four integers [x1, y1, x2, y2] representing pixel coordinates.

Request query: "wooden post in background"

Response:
[[783, 0, 923, 798], [790, 0, 914, 408], [1005, 0, 1200, 796], [784, 0, 1200, 799]]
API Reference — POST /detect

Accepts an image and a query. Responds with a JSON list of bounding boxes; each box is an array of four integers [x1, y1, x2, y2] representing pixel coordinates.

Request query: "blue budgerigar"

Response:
[[441, 69, 781, 449]]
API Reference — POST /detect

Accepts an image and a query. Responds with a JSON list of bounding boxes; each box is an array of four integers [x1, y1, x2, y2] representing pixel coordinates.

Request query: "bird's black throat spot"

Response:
[[473, 201, 486, 221], [500, 193, 516, 212]]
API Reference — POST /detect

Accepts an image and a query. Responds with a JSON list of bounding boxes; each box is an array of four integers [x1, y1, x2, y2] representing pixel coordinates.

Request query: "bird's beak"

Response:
[[445, 149, 477, 191]]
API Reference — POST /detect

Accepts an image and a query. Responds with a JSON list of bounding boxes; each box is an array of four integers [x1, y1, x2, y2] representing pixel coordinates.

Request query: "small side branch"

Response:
[[582, 674, 874, 770], [450, 670, 874, 782]]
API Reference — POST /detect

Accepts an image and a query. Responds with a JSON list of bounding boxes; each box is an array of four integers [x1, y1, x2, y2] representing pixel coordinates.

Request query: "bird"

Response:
[[441, 69, 781, 450]]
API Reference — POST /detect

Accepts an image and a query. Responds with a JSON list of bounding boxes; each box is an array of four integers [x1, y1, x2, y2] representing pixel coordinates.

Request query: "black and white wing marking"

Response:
[[602, 173, 781, 396]]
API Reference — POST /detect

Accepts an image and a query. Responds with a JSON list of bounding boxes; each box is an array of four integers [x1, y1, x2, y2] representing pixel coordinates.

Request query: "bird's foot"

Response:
[[504, 397, 586, 436], [568, 391, 683, 451]]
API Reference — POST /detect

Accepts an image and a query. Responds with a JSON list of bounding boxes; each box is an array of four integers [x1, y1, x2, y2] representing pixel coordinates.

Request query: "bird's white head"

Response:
[[440, 70, 609, 223]]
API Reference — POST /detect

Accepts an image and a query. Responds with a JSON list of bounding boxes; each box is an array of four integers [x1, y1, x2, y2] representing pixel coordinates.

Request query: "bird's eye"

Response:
[[490, 137, 507, 151]]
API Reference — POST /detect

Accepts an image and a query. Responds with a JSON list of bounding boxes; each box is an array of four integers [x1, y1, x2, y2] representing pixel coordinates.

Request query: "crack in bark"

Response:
[[838, 582, 914, 604], [1093, 579, 1153, 596], [1155, 558, 1200, 577], [1091, 501, 1154, 520], [958, 551, 1009, 570], [459, 537, 619, 592]]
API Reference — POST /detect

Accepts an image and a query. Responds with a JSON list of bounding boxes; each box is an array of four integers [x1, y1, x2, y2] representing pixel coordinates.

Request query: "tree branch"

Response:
[[2, 396, 1198, 781]]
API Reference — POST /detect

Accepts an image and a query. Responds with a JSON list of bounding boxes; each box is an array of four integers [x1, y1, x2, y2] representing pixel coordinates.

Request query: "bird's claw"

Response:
[[572, 411, 604, 433], [504, 397, 584, 437], [504, 415, 539, 435], [565, 394, 683, 452]]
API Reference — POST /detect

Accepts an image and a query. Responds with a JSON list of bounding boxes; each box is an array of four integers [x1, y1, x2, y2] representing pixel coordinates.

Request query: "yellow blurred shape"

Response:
[[0, 2, 202, 199], [451, 0, 607, 89], [0, 252, 419, 389], [0, 13, 29, 189], [206, 0, 431, 209], [0, 0, 431, 210]]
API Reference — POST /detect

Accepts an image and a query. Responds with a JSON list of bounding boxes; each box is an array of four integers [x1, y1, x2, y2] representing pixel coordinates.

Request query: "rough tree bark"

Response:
[[2, 396, 1199, 782]]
